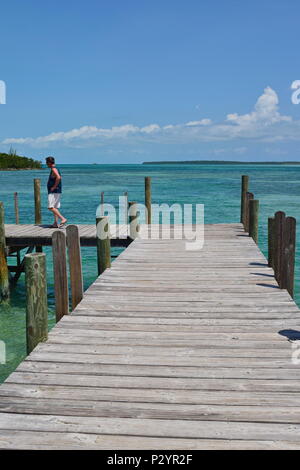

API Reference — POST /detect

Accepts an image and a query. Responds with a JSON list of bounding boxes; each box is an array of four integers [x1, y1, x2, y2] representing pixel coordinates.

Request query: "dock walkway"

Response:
[[0, 223, 300, 449], [5, 223, 129, 247]]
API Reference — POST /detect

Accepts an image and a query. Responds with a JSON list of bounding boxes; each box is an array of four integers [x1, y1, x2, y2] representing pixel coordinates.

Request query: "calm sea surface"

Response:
[[0, 163, 299, 382]]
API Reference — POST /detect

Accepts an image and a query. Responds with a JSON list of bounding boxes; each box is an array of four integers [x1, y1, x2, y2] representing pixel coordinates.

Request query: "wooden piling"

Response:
[[240, 175, 249, 225], [281, 216, 296, 297], [145, 177, 152, 224], [273, 211, 286, 286], [14, 192, 19, 224], [0, 202, 9, 301], [100, 192, 104, 216], [96, 216, 111, 275], [25, 252, 48, 354], [34, 179, 42, 225], [66, 225, 83, 310], [249, 199, 259, 244], [244, 192, 254, 233], [128, 201, 140, 240], [268, 217, 275, 268], [52, 231, 69, 321]]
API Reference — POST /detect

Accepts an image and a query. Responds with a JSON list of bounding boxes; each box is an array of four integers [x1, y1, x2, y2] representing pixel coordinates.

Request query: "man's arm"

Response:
[[50, 168, 61, 191]]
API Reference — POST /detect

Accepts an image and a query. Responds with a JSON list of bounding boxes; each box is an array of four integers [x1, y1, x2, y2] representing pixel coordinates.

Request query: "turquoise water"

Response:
[[0, 163, 299, 382]]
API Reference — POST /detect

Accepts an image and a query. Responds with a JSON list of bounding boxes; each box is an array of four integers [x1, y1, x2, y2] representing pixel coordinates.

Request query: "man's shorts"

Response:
[[48, 193, 61, 209]]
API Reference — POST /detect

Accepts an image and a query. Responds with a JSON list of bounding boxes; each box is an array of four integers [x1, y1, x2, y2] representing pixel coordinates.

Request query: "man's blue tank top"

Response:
[[47, 167, 62, 194]]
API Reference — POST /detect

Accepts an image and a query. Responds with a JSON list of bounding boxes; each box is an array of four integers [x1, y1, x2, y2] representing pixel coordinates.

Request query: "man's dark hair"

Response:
[[46, 156, 55, 164]]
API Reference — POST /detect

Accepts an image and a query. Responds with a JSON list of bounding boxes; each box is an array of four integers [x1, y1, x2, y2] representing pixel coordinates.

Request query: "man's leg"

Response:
[[48, 208, 59, 227], [49, 207, 67, 224]]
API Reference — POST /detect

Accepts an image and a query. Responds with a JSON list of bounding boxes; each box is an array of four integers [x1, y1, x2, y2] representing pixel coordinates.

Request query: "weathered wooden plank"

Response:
[[32, 341, 296, 358], [49, 326, 297, 343], [17, 358, 300, 379], [1, 413, 300, 441], [6, 372, 300, 393], [1, 430, 299, 450], [2, 396, 300, 424], [53, 319, 299, 334], [46, 334, 296, 349], [1, 383, 300, 407], [62, 315, 297, 328]]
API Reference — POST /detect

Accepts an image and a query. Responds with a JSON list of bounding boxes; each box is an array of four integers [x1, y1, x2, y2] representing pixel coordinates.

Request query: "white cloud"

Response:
[[226, 86, 291, 126], [3, 87, 299, 149], [185, 119, 212, 126], [140, 124, 160, 134]]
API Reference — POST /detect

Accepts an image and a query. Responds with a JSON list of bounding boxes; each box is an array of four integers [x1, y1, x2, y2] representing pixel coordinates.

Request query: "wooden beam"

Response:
[[145, 177, 152, 224], [249, 200, 259, 244], [52, 231, 69, 321], [25, 252, 48, 354], [268, 217, 274, 268], [66, 225, 83, 310], [96, 216, 111, 275], [281, 216, 296, 297], [244, 192, 253, 233], [240, 175, 249, 225], [273, 211, 286, 287], [34, 179, 42, 225]]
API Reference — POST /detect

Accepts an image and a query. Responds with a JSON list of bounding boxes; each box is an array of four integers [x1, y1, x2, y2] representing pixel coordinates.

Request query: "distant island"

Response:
[[143, 160, 300, 165], [0, 149, 42, 170]]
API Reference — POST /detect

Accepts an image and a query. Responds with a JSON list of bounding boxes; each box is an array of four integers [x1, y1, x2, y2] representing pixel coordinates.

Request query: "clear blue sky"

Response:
[[0, 0, 300, 163]]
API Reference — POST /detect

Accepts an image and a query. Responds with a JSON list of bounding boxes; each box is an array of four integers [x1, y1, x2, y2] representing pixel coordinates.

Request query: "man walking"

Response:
[[45, 156, 67, 228]]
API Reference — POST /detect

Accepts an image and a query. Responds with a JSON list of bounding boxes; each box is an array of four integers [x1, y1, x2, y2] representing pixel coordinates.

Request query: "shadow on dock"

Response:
[[279, 329, 300, 340]]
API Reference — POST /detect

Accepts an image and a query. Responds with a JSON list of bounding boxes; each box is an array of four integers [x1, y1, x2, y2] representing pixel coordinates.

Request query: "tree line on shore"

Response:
[[0, 148, 42, 169]]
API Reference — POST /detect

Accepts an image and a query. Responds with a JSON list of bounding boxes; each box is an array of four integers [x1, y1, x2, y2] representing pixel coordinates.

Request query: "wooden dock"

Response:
[[5, 224, 130, 247], [0, 223, 300, 449]]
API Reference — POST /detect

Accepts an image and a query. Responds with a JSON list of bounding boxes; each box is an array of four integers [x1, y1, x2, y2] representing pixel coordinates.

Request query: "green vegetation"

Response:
[[0, 148, 42, 170]]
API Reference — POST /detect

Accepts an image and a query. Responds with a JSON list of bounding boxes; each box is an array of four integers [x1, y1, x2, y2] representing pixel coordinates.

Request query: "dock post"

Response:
[[14, 192, 19, 224], [34, 179, 42, 225], [96, 216, 111, 275], [128, 201, 140, 240], [34, 179, 43, 253], [240, 175, 249, 225], [145, 177, 152, 224], [0, 202, 9, 301], [268, 217, 275, 267], [244, 192, 254, 233], [52, 231, 69, 321], [25, 252, 48, 354], [249, 199, 259, 244], [281, 216, 296, 297], [273, 211, 286, 286], [66, 225, 83, 310]]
